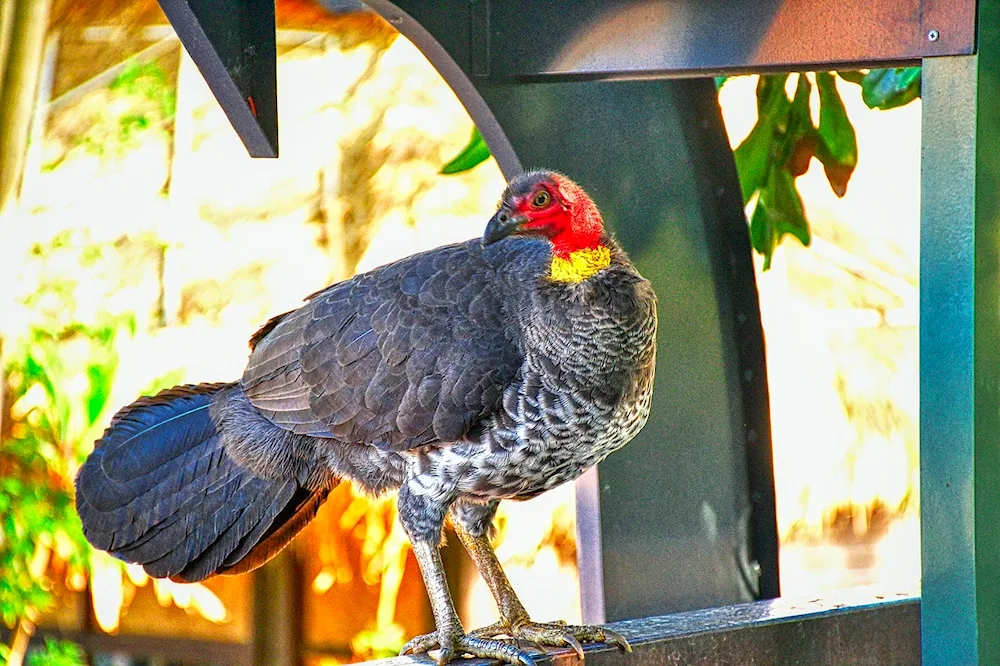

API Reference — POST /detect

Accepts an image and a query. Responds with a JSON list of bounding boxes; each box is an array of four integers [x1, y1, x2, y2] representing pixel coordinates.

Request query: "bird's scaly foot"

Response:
[[467, 620, 632, 661], [400, 628, 538, 666]]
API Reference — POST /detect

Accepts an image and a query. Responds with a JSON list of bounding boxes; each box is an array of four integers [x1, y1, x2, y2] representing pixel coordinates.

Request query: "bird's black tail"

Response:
[[75, 383, 332, 583]]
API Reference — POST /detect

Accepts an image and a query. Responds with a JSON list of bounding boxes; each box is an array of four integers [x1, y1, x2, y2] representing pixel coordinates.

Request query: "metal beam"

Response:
[[156, 0, 978, 157], [483, 0, 974, 80], [920, 0, 1000, 660], [157, 0, 278, 157], [357, 593, 919, 666]]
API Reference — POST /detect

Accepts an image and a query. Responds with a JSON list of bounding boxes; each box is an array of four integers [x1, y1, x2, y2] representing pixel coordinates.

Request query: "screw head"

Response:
[[928, 29, 940, 42]]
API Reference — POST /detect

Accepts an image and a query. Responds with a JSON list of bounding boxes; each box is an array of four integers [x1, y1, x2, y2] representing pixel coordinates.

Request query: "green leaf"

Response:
[[751, 165, 811, 270], [441, 127, 491, 174], [768, 167, 811, 248], [734, 123, 773, 205], [815, 72, 858, 197], [787, 74, 812, 137], [861, 67, 921, 110], [836, 70, 866, 85], [733, 75, 792, 204], [749, 197, 775, 269], [784, 74, 817, 177], [24, 354, 56, 404], [756, 74, 790, 117]]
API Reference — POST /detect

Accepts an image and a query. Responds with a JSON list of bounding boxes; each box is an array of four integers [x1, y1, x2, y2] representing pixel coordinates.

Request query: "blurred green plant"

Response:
[[1, 306, 186, 665], [109, 61, 177, 149], [1, 315, 132, 666], [25, 639, 85, 666], [441, 68, 922, 270], [44, 60, 176, 170]]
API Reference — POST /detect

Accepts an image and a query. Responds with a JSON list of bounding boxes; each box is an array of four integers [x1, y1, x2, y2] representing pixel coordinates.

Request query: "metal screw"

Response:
[[928, 29, 940, 42]]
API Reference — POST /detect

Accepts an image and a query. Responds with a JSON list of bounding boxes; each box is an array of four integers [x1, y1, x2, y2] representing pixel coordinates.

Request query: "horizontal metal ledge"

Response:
[[364, 590, 919, 666], [484, 0, 973, 80]]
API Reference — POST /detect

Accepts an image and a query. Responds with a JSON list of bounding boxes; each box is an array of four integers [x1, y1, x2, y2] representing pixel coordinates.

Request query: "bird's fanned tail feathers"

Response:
[[75, 383, 331, 583]]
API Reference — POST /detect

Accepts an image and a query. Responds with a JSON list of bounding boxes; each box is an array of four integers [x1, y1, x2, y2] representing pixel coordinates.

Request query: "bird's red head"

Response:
[[483, 171, 605, 258]]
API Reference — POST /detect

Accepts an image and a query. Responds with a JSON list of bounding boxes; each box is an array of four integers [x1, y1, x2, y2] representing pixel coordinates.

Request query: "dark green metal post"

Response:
[[921, 0, 1000, 660]]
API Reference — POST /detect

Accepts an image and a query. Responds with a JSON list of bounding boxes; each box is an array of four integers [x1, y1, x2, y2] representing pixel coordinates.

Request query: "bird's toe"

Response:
[[401, 630, 538, 666], [509, 621, 633, 660], [400, 631, 441, 656], [466, 621, 506, 639], [455, 636, 538, 666]]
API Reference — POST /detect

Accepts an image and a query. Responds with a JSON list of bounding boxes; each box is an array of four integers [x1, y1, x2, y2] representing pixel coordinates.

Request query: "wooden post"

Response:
[[0, 0, 50, 213], [0, 0, 15, 101]]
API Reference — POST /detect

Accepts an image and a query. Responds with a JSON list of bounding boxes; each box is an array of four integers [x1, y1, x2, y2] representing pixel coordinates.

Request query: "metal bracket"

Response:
[[158, 0, 278, 157]]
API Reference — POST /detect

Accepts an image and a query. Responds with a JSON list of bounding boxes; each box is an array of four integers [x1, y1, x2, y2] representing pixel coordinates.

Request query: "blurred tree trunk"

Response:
[[0, 0, 50, 465], [0, 0, 15, 100], [0, 0, 51, 213], [1, 8, 50, 662]]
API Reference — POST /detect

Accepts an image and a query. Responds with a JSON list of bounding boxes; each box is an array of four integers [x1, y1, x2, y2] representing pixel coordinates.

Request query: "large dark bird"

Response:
[[76, 170, 656, 666]]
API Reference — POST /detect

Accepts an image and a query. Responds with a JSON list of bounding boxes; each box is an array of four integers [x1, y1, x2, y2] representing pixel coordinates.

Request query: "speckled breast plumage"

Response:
[[406, 243, 657, 503]]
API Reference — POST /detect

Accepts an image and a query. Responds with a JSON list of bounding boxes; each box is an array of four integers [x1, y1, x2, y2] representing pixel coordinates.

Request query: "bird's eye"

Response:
[[531, 190, 551, 208]]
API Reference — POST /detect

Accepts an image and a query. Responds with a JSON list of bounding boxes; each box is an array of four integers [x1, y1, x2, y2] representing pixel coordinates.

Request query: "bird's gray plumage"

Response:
[[228, 233, 654, 530], [76, 170, 656, 586]]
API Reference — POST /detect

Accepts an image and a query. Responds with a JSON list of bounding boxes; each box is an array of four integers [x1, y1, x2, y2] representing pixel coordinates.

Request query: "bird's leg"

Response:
[[396, 484, 537, 666], [450, 500, 631, 660]]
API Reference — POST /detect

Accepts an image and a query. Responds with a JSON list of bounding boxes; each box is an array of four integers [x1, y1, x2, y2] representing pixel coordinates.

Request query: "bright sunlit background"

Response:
[[0, 1, 918, 664], [719, 75, 920, 597]]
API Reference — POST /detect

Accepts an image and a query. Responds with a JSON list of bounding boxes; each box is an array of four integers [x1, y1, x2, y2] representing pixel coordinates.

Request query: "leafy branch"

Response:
[[440, 68, 921, 270], [732, 68, 919, 268]]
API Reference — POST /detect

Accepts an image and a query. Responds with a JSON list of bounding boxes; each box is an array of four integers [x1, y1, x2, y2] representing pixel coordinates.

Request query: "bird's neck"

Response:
[[548, 244, 611, 283], [546, 208, 608, 282]]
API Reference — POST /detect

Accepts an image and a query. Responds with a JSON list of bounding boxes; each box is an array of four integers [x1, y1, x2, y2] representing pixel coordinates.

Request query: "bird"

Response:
[[75, 170, 657, 666]]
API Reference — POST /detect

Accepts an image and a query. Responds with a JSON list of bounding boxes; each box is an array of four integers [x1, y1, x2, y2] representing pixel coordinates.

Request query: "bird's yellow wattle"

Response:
[[549, 246, 611, 283]]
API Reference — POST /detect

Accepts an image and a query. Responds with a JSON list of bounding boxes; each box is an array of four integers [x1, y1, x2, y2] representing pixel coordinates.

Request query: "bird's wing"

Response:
[[241, 240, 526, 450]]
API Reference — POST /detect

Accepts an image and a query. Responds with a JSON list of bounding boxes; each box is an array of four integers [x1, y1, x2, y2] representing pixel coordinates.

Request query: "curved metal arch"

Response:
[[361, 0, 522, 178]]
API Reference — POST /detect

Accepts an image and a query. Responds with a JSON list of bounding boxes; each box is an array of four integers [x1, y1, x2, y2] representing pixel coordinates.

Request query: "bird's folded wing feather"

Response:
[[242, 240, 525, 450]]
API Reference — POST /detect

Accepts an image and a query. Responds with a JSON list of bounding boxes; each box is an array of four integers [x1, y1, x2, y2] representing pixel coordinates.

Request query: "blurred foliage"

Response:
[[110, 60, 178, 121], [350, 623, 408, 661], [44, 60, 176, 170], [1, 217, 184, 662], [25, 639, 86, 666], [106, 61, 177, 151], [1, 314, 130, 665], [441, 68, 921, 270]]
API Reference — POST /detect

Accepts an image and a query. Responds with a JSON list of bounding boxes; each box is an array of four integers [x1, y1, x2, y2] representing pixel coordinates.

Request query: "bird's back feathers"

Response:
[[242, 239, 540, 450]]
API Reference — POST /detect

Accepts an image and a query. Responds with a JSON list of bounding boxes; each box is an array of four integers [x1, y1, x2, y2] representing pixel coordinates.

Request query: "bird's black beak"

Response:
[[483, 211, 528, 246]]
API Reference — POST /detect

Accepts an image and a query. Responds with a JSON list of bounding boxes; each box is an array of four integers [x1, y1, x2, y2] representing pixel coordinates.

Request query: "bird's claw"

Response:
[[399, 629, 538, 666], [467, 620, 632, 661], [601, 628, 632, 653], [400, 632, 440, 656]]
